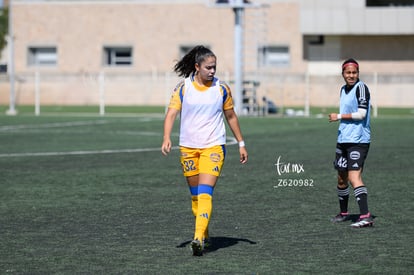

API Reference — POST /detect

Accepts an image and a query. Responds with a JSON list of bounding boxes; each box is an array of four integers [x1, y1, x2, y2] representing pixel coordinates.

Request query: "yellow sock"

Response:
[[192, 195, 209, 240], [194, 193, 212, 241], [191, 195, 198, 217]]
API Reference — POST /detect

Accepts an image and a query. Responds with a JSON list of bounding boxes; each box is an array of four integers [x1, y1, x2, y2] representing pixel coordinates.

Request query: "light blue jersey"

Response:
[[338, 80, 371, 143]]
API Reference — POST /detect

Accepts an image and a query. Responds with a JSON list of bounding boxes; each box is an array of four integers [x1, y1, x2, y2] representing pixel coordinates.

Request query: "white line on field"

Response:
[[0, 117, 161, 132], [0, 138, 238, 158], [0, 120, 108, 132], [0, 147, 171, 157]]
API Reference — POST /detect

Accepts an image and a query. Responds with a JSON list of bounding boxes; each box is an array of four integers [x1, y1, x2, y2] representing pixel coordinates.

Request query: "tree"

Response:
[[0, 8, 9, 59]]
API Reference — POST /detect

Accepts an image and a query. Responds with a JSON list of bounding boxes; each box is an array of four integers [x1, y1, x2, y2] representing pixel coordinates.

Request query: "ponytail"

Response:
[[174, 45, 216, 78]]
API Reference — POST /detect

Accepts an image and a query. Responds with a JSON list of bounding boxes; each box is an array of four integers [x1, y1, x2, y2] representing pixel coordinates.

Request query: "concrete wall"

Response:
[[300, 0, 414, 34], [0, 0, 413, 109]]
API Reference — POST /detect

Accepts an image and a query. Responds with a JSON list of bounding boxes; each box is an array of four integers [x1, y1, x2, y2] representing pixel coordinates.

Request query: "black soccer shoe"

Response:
[[350, 216, 374, 228], [330, 213, 350, 223], [190, 239, 203, 256]]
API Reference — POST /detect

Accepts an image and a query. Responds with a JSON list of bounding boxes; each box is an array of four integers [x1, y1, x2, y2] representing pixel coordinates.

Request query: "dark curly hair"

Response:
[[174, 45, 216, 78]]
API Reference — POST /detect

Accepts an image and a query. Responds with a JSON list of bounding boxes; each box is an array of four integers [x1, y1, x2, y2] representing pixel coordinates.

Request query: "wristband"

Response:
[[239, 141, 245, 148], [337, 114, 342, 120]]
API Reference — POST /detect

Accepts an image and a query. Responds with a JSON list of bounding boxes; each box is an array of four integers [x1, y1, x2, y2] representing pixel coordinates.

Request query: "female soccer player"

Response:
[[329, 58, 374, 228], [161, 45, 248, 255]]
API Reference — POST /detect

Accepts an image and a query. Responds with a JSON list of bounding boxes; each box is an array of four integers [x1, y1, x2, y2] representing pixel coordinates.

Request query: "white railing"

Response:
[[0, 71, 413, 116]]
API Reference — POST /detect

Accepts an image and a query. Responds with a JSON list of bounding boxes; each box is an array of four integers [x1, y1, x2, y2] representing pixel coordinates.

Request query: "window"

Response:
[[259, 46, 290, 67], [103, 46, 133, 66], [28, 47, 57, 66]]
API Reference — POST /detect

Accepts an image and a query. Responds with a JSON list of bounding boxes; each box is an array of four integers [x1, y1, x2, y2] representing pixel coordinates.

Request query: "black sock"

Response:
[[354, 186, 369, 216], [337, 186, 349, 214]]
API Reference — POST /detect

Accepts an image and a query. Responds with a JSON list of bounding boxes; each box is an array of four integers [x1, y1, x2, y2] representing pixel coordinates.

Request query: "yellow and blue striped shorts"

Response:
[[179, 145, 226, 177]]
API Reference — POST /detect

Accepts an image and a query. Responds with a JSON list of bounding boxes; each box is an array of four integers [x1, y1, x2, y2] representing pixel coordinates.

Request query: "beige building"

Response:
[[1, 0, 413, 113]]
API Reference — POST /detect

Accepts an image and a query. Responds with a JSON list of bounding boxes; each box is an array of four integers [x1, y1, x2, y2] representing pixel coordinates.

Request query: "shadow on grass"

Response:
[[177, 236, 257, 253]]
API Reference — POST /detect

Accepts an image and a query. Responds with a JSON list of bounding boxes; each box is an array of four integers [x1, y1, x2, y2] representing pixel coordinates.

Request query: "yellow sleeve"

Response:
[[168, 81, 184, 111], [221, 83, 234, 110]]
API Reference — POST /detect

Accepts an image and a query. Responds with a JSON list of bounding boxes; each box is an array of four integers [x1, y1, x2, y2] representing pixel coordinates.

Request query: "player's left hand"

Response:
[[239, 147, 248, 164]]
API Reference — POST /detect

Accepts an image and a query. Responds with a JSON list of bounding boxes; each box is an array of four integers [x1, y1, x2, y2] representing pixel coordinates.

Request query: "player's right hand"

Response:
[[161, 140, 171, 156]]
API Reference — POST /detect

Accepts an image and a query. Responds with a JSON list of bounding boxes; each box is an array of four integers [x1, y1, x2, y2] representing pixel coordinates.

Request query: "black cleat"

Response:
[[191, 239, 203, 256], [331, 213, 350, 223], [350, 216, 374, 228]]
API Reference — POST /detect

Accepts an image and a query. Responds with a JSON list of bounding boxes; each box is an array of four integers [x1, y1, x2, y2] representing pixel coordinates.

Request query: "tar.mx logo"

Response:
[[274, 156, 314, 188], [274, 155, 305, 176]]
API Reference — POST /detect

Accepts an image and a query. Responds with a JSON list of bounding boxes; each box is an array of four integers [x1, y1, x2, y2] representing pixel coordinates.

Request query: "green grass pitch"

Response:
[[0, 108, 413, 274]]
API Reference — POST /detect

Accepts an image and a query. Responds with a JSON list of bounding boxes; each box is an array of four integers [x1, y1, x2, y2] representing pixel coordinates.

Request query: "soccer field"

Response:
[[0, 110, 413, 274]]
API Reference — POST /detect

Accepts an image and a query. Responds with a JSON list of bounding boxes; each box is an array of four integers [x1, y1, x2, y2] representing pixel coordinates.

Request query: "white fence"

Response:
[[0, 71, 413, 115]]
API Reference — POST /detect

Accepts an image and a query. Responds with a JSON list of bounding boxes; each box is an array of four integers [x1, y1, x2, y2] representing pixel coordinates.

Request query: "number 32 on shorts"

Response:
[[183, 160, 196, 172]]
